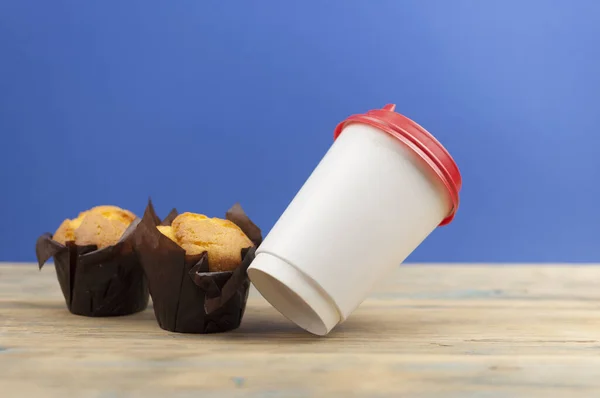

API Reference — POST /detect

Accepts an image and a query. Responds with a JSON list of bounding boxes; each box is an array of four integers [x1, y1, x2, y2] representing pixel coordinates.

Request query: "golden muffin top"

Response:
[[158, 212, 253, 272], [53, 205, 137, 248]]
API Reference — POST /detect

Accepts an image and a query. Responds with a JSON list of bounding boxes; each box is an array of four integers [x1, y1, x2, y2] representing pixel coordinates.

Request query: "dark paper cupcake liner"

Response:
[[35, 219, 150, 317], [133, 200, 262, 334]]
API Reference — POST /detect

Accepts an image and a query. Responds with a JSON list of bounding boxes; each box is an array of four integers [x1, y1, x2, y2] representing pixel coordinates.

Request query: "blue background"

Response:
[[1, 1, 599, 263]]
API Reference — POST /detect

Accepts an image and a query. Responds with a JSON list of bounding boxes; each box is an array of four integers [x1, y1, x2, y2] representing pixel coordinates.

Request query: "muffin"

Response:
[[53, 205, 137, 248], [133, 200, 262, 334], [157, 212, 253, 272], [52, 210, 87, 245], [35, 205, 149, 317]]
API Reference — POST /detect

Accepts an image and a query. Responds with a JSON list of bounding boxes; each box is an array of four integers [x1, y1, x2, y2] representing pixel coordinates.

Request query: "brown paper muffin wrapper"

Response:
[[133, 200, 262, 334], [35, 220, 150, 317]]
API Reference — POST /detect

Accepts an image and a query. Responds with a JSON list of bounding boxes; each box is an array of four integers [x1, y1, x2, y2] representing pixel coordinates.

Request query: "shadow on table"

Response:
[[7, 300, 419, 341], [230, 307, 418, 341]]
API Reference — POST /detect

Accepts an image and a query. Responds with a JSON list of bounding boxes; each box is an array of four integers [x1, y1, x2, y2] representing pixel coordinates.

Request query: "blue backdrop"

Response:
[[1, 1, 599, 263]]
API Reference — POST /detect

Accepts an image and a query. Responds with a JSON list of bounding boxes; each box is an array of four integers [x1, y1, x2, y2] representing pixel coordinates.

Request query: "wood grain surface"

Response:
[[1, 263, 600, 397]]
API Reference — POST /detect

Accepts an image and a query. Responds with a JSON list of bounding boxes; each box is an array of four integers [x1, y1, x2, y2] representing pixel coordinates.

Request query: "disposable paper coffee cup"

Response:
[[248, 104, 461, 336]]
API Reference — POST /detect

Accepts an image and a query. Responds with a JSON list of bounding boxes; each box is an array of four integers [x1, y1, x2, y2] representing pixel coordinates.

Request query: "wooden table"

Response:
[[1, 264, 600, 397]]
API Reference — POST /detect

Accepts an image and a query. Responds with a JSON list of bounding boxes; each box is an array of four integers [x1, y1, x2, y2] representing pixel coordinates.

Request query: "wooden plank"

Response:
[[1, 264, 600, 397]]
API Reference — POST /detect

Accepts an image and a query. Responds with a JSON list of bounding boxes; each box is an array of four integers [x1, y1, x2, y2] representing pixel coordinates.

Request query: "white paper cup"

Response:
[[248, 104, 461, 335]]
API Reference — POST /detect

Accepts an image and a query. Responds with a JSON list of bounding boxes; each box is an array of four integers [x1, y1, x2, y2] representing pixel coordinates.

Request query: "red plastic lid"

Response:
[[333, 104, 462, 225]]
